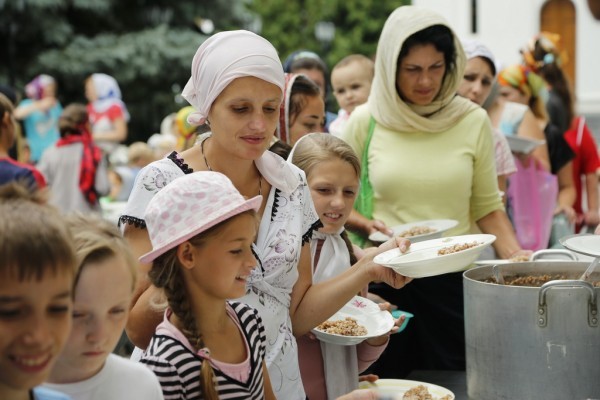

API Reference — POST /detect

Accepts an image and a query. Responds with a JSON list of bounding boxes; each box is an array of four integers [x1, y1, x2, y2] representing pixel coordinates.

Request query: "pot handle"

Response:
[[538, 280, 598, 328], [532, 249, 578, 261]]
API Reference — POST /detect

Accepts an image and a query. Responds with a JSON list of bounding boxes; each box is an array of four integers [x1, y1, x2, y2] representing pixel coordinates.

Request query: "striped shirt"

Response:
[[140, 302, 266, 400]]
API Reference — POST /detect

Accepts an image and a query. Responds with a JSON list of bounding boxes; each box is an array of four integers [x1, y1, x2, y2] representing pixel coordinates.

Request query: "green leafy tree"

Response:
[[0, 0, 410, 141], [247, 0, 410, 67], [246, 0, 410, 111], [0, 0, 248, 142]]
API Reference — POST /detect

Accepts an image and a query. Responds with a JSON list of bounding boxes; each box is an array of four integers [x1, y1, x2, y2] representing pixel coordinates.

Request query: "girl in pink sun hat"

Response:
[[138, 171, 274, 399]]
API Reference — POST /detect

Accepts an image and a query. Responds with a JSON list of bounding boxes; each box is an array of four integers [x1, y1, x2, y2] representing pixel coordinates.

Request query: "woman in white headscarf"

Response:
[[121, 30, 410, 399], [341, 6, 526, 378], [85, 73, 129, 153], [458, 39, 517, 200]]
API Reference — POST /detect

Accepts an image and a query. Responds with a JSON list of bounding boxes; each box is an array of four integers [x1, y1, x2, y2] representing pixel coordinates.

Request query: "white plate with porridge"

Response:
[[374, 234, 496, 278], [359, 379, 455, 399], [369, 219, 458, 243], [312, 296, 394, 346]]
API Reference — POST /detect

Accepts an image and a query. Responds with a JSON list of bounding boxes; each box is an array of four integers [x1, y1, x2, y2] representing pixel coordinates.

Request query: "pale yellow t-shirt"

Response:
[[342, 104, 502, 236]]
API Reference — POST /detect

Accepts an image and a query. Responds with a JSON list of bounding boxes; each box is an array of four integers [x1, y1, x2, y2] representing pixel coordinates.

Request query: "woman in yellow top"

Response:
[[341, 6, 526, 378]]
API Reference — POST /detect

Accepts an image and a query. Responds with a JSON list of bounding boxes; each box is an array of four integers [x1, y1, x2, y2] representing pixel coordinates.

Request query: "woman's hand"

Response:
[[554, 205, 577, 225], [366, 219, 393, 237], [583, 209, 600, 229], [507, 249, 533, 261], [363, 236, 412, 289], [513, 151, 533, 167]]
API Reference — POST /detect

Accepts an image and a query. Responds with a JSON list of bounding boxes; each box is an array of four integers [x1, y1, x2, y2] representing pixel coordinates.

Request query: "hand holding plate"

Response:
[[363, 236, 412, 289]]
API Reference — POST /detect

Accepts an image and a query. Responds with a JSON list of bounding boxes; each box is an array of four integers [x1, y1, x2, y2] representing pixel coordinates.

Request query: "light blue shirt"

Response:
[[32, 386, 72, 400], [18, 98, 62, 163]]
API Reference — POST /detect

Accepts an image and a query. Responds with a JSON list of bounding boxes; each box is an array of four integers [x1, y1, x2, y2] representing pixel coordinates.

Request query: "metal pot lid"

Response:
[[560, 234, 600, 258]]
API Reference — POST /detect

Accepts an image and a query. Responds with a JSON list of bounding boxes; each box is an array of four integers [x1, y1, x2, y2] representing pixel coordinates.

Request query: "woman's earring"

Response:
[[205, 118, 211, 127]]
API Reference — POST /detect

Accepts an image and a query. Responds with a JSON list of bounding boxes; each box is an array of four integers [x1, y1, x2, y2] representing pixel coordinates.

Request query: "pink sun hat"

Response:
[[140, 171, 262, 264]]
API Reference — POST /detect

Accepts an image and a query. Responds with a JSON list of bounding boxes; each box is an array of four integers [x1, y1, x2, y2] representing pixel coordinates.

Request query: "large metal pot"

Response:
[[463, 261, 600, 400]]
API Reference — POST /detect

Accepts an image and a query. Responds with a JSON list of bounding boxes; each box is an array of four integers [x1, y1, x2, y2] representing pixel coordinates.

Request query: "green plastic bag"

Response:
[[348, 117, 376, 248]]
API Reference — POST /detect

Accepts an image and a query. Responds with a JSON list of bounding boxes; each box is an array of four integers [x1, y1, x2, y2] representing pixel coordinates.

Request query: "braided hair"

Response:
[[148, 211, 256, 400]]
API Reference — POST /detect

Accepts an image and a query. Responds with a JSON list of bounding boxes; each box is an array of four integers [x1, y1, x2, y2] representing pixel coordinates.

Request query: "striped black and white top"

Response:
[[140, 302, 267, 399]]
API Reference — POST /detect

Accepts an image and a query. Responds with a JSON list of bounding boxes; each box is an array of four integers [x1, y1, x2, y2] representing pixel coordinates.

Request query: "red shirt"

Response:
[[563, 116, 600, 215], [87, 103, 125, 132]]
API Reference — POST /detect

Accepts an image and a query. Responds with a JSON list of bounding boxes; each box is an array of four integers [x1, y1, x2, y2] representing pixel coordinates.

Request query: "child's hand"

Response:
[[336, 389, 379, 400], [363, 237, 413, 289], [36, 96, 56, 111], [371, 295, 397, 311], [389, 313, 406, 335], [358, 374, 379, 383]]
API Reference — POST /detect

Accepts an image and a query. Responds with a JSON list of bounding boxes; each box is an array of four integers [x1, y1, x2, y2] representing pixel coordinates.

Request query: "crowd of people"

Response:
[[1, 4, 599, 400]]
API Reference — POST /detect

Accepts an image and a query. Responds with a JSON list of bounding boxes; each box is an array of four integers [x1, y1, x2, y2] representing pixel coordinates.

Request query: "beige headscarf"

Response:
[[368, 6, 478, 133]]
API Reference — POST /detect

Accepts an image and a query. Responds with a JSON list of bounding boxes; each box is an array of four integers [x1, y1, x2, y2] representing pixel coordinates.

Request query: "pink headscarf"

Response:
[[181, 30, 285, 126], [25, 74, 55, 100], [276, 73, 300, 145]]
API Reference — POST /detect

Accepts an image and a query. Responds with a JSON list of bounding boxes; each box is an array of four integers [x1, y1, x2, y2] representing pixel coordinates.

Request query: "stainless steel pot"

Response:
[[463, 261, 600, 400]]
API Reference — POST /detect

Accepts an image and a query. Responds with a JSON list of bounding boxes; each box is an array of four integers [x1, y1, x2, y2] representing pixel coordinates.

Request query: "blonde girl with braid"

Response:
[[139, 172, 275, 400]]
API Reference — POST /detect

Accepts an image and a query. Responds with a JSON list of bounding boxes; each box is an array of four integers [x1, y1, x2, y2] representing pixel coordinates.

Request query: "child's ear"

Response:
[[176, 242, 196, 270]]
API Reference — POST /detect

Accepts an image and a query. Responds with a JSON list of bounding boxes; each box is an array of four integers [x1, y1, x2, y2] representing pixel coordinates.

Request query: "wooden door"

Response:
[[540, 0, 576, 87]]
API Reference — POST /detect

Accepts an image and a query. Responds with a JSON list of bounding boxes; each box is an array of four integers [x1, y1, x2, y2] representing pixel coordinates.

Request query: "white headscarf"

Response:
[[182, 30, 285, 126], [368, 6, 478, 133], [461, 39, 497, 76], [89, 73, 130, 121]]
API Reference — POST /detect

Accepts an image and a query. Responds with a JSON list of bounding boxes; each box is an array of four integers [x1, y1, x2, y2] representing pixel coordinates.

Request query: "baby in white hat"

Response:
[[138, 171, 275, 399]]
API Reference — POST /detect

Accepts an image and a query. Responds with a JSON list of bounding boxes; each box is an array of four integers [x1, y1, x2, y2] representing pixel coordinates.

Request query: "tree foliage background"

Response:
[[0, 0, 409, 143]]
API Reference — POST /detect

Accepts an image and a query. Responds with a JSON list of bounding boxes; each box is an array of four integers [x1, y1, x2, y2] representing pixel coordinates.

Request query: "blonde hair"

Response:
[[148, 210, 256, 400], [0, 182, 76, 281], [332, 54, 375, 81], [291, 133, 361, 264], [127, 141, 155, 166], [292, 132, 361, 182], [65, 213, 137, 291]]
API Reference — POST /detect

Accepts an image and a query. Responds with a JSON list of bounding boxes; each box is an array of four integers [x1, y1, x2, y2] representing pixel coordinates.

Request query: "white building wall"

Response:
[[412, 0, 600, 121]]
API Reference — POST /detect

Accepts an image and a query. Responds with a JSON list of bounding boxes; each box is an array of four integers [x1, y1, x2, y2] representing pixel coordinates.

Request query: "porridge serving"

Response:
[[316, 317, 367, 336]]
